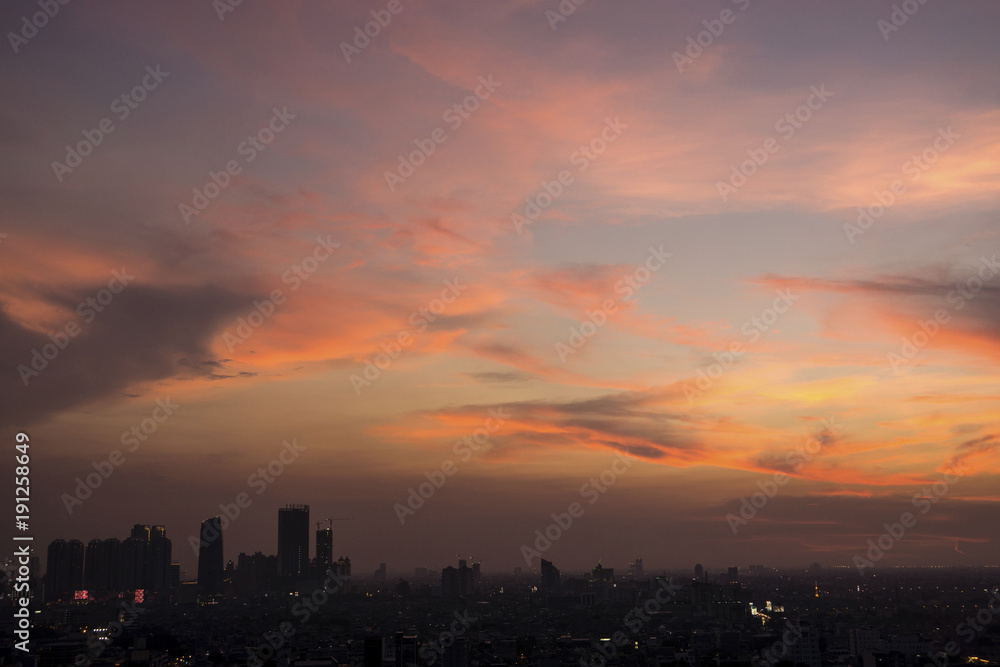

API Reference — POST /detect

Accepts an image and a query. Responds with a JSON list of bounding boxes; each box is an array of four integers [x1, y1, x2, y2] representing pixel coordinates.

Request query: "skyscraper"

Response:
[[84, 537, 122, 594], [150, 525, 172, 591], [540, 559, 560, 594], [45, 539, 84, 601], [278, 504, 309, 578], [316, 523, 333, 574], [197, 516, 224, 595]]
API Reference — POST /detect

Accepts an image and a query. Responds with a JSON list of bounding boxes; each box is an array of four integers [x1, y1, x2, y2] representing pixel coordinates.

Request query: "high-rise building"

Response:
[[457, 560, 473, 596], [150, 525, 172, 591], [117, 524, 172, 593], [540, 559, 560, 594], [278, 504, 310, 578], [316, 524, 333, 575], [395, 632, 418, 667], [197, 516, 224, 595], [442, 638, 469, 667], [45, 539, 84, 601], [332, 556, 352, 593], [442, 565, 458, 599], [364, 636, 384, 667], [84, 538, 122, 593], [787, 620, 822, 667], [695, 563, 705, 582], [236, 552, 279, 598]]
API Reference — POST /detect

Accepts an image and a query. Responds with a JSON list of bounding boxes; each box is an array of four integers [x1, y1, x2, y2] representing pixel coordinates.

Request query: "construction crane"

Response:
[[316, 517, 354, 531]]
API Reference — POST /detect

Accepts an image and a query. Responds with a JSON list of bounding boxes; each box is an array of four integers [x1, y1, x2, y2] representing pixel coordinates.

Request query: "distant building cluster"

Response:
[[43, 524, 174, 602], [194, 504, 354, 599], [21, 536, 1000, 667]]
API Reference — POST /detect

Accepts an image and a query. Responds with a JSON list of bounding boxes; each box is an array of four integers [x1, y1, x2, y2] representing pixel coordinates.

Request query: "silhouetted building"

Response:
[[442, 565, 458, 599], [316, 524, 333, 574], [590, 562, 614, 602], [84, 538, 122, 593], [695, 563, 705, 582], [150, 525, 172, 591], [332, 556, 351, 593], [364, 636, 383, 667], [395, 631, 418, 667], [540, 559, 560, 594], [787, 620, 822, 667], [278, 504, 310, 578], [726, 566, 739, 583], [236, 552, 279, 598], [118, 524, 172, 593], [375, 562, 386, 582], [45, 539, 84, 601], [458, 559, 473, 596], [443, 637, 469, 667], [591, 562, 613, 582], [197, 516, 224, 595]]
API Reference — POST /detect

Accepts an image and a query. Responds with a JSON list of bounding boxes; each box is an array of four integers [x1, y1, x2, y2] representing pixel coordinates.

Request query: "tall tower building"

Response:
[[540, 559, 560, 594], [150, 525, 172, 591], [278, 504, 310, 578], [45, 539, 84, 601], [316, 524, 333, 575], [197, 516, 224, 595], [84, 538, 123, 594]]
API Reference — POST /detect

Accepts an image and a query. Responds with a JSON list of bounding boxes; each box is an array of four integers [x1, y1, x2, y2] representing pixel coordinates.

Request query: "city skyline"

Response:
[[3, 1, 1000, 582]]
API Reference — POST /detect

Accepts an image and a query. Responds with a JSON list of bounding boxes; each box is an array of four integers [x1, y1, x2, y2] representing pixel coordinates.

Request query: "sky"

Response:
[[2, 0, 1000, 580]]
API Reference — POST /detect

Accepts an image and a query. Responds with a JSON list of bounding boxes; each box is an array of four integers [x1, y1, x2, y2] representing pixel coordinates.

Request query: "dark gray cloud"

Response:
[[1, 283, 255, 428]]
